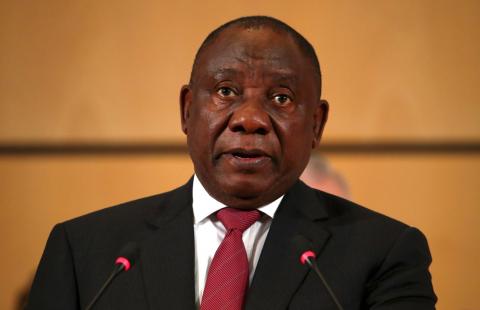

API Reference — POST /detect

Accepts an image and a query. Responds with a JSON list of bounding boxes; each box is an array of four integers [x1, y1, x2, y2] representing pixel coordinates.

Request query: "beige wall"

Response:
[[1, 0, 479, 142], [1, 1, 479, 309]]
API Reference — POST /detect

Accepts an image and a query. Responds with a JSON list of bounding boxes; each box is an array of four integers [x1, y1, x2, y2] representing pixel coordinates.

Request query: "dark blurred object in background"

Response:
[[15, 274, 32, 310]]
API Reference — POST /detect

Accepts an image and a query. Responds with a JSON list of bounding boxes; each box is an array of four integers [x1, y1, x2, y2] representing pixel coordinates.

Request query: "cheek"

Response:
[[187, 102, 230, 150], [276, 110, 314, 144], [277, 118, 314, 165]]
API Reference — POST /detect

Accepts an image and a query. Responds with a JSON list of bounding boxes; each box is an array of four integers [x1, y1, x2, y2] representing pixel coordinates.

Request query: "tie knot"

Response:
[[216, 208, 261, 233]]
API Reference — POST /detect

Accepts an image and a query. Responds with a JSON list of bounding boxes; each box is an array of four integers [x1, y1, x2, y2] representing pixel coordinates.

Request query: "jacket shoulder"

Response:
[[68, 184, 188, 227], [316, 187, 410, 231], [58, 181, 192, 257]]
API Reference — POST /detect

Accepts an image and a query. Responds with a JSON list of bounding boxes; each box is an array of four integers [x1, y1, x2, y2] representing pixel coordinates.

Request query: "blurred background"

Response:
[[1, 0, 479, 309]]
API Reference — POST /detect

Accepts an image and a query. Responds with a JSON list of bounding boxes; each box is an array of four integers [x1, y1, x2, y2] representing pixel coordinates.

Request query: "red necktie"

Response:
[[200, 207, 261, 310]]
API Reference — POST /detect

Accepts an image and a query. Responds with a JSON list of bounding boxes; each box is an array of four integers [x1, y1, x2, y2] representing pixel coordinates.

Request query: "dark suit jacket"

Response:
[[27, 179, 436, 309]]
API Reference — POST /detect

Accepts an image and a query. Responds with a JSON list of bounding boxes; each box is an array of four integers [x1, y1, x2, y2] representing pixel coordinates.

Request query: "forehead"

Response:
[[194, 26, 313, 80]]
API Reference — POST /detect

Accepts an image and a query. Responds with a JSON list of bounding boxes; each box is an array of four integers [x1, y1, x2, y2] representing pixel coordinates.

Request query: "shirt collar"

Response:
[[192, 175, 283, 224]]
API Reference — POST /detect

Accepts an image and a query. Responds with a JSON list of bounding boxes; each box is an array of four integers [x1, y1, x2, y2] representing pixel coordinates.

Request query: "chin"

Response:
[[223, 175, 271, 194], [221, 179, 282, 209], [221, 191, 273, 209]]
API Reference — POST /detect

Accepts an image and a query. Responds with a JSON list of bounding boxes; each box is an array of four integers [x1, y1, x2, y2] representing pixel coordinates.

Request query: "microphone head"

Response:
[[291, 234, 316, 265], [115, 242, 139, 271], [300, 250, 316, 265]]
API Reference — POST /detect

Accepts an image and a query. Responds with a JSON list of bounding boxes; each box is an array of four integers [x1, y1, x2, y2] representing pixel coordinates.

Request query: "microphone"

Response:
[[85, 242, 139, 310], [294, 235, 344, 310]]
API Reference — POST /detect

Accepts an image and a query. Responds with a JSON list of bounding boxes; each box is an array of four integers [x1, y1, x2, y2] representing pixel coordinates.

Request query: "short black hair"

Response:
[[189, 16, 322, 95]]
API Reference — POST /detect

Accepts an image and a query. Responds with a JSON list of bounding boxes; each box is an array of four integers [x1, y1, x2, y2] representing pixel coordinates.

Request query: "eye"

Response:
[[273, 94, 292, 105], [217, 87, 236, 97]]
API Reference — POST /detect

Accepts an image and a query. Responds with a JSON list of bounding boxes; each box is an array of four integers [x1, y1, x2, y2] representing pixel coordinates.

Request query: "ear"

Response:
[[179, 85, 192, 134], [312, 99, 329, 148]]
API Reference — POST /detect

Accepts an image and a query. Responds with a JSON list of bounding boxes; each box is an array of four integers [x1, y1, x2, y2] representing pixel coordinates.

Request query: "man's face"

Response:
[[181, 26, 328, 209]]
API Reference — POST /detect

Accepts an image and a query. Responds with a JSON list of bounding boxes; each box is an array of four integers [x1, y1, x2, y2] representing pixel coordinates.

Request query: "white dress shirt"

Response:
[[192, 175, 283, 306]]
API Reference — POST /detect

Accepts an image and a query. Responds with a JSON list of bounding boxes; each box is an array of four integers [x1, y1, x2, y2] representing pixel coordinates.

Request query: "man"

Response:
[[27, 16, 436, 309]]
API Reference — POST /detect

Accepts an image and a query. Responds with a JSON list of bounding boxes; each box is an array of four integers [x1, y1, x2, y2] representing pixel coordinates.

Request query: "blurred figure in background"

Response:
[[301, 154, 351, 200]]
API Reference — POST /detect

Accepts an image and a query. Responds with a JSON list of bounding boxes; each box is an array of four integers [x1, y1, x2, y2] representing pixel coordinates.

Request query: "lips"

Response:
[[219, 148, 271, 169], [230, 148, 267, 159]]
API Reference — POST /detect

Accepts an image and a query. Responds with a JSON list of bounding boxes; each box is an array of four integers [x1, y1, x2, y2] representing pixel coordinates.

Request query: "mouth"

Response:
[[230, 149, 268, 159], [220, 148, 271, 169]]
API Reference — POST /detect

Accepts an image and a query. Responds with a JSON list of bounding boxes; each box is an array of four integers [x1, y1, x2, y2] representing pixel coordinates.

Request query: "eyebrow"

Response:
[[212, 68, 242, 80], [212, 67, 298, 85], [272, 73, 298, 85]]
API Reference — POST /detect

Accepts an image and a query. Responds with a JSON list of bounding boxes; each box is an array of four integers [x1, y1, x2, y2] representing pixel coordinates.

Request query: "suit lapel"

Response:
[[246, 181, 331, 310], [139, 180, 196, 310]]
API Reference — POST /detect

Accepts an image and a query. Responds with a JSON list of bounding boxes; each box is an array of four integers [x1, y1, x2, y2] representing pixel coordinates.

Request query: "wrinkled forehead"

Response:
[[193, 27, 312, 81]]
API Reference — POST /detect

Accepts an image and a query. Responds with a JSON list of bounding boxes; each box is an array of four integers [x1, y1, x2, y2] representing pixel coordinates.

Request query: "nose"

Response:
[[228, 96, 272, 135]]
